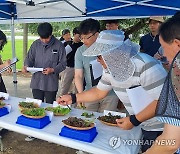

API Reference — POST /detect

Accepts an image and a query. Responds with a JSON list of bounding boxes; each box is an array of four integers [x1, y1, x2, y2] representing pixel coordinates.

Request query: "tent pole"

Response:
[[63, 0, 86, 15], [10, 10, 18, 97]]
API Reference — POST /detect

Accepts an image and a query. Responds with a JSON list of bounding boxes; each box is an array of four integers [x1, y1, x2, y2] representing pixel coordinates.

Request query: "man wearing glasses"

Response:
[[74, 18, 119, 112]]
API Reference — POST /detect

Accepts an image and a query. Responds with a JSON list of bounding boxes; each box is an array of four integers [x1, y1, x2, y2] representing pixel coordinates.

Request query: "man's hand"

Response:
[[7, 67, 12, 73], [77, 102, 86, 110], [42, 68, 54, 75], [4, 59, 11, 67], [22, 66, 28, 73], [154, 52, 162, 60], [56, 95, 72, 106], [163, 62, 170, 71], [116, 117, 134, 130]]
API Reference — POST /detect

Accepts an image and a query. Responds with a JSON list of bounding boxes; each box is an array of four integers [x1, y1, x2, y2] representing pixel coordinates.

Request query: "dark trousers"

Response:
[[32, 89, 57, 104], [141, 129, 162, 153], [0, 77, 7, 93]]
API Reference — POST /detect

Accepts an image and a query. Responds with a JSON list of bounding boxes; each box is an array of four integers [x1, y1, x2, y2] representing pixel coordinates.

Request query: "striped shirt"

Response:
[[97, 52, 167, 130], [157, 117, 180, 126], [156, 52, 180, 126]]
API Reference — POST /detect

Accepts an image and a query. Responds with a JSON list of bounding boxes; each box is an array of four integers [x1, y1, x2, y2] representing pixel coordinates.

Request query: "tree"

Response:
[[28, 21, 81, 37], [23, 23, 28, 61], [100, 18, 149, 42], [27, 19, 149, 42]]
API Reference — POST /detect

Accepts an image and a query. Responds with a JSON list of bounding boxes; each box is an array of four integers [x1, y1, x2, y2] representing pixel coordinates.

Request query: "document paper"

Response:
[[126, 86, 154, 114]]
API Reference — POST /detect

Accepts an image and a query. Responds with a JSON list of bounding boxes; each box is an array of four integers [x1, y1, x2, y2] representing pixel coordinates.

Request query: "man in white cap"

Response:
[[57, 30, 167, 152], [139, 16, 167, 63]]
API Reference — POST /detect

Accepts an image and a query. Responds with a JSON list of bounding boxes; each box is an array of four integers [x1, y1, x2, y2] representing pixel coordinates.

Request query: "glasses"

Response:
[[80, 32, 96, 41]]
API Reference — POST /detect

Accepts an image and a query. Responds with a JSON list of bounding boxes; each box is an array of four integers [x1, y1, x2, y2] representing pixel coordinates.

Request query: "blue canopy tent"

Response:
[[0, 0, 180, 96], [0, 0, 16, 21], [1, 0, 180, 23], [86, 0, 180, 19]]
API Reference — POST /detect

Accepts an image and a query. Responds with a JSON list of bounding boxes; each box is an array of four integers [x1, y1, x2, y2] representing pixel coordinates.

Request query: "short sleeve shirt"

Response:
[[97, 53, 167, 130], [75, 45, 97, 90]]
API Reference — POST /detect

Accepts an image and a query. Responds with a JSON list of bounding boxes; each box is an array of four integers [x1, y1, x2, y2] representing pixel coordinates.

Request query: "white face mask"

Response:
[[102, 42, 136, 82]]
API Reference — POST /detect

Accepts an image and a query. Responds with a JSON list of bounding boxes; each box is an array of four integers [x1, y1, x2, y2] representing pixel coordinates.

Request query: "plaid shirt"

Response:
[[172, 53, 180, 101]]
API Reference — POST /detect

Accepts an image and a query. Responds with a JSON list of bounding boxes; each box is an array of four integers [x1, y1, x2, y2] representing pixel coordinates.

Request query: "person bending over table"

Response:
[[57, 30, 167, 152]]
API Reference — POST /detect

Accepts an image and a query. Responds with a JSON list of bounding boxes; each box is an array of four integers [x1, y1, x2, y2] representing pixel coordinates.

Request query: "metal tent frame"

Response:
[[0, 0, 179, 96], [0, 1, 17, 96]]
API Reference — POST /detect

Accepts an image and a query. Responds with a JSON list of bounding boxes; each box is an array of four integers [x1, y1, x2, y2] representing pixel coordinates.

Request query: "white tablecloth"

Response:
[[0, 97, 142, 154]]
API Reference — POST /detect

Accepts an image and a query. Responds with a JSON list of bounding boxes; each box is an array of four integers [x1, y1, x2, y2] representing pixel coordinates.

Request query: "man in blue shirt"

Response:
[[139, 17, 164, 57]]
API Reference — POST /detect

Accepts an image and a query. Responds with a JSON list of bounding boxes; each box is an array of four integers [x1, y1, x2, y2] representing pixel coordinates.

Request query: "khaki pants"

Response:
[[59, 67, 76, 95], [84, 94, 119, 113]]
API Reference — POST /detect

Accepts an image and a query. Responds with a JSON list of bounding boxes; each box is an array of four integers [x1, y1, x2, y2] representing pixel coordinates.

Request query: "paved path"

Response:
[[2, 74, 62, 99], [2, 75, 32, 98]]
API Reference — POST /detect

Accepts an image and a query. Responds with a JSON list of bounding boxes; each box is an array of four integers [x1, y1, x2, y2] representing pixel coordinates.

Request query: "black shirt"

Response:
[[62, 40, 83, 68]]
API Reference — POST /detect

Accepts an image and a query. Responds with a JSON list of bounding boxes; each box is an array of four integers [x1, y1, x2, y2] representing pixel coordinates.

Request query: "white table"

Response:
[[0, 97, 142, 154]]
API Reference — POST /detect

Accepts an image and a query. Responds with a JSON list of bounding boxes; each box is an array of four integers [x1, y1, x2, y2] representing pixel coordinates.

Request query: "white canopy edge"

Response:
[[0, 0, 86, 24], [0, 16, 155, 24]]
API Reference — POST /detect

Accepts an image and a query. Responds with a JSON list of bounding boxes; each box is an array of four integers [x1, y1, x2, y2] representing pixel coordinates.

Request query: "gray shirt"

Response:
[[24, 36, 66, 91], [75, 45, 115, 96]]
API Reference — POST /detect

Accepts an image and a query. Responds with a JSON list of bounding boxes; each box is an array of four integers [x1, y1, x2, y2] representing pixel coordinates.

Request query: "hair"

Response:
[[159, 11, 180, 43], [0, 30, 7, 51], [62, 29, 70, 35], [37, 22, 53, 39], [173, 11, 180, 19], [79, 18, 100, 35], [104, 19, 119, 24], [73, 27, 80, 34], [148, 19, 162, 24]]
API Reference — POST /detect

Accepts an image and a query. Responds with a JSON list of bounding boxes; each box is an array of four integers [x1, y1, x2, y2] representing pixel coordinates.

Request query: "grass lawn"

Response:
[[0, 39, 34, 70]]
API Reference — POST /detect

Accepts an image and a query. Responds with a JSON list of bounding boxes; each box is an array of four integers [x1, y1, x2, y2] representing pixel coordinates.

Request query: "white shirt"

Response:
[[97, 53, 167, 130]]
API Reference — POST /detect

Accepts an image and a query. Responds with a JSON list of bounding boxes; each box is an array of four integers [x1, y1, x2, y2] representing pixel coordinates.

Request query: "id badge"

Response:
[[52, 49, 57, 54]]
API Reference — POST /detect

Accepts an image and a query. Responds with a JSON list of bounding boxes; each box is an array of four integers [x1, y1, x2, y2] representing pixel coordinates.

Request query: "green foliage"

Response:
[[0, 19, 150, 71], [0, 101, 5, 107], [0, 39, 34, 70], [100, 18, 149, 42], [28, 23, 39, 35], [119, 18, 149, 42], [50, 21, 81, 37], [45, 106, 70, 115], [0, 25, 10, 30], [81, 112, 94, 118], [28, 21, 81, 37], [19, 102, 38, 109], [22, 108, 45, 116], [3, 18, 149, 43]]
